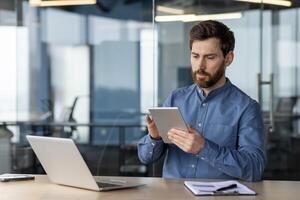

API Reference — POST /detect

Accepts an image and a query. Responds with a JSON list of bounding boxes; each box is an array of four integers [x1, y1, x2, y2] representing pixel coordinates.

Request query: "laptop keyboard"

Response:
[[97, 182, 122, 188]]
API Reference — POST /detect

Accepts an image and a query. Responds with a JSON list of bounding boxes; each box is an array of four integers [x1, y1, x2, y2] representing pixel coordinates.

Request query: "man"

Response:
[[137, 20, 266, 182]]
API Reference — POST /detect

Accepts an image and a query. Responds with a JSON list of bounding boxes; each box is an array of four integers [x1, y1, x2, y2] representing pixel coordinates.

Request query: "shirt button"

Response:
[[198, 123, 202, 127], [200, 156, 205, 160], [191, 164, 195, 168], [202, 103, 207, 107], [149, 151, 153, 154], [151, 142, 155, 146]]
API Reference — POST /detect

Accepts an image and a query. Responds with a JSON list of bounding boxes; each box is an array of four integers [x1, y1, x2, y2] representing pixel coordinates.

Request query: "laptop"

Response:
[[26, 135, 144, 191]]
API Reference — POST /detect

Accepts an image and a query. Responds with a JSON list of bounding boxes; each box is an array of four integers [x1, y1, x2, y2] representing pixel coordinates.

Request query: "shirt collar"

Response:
[[196, 78, 232, 101]]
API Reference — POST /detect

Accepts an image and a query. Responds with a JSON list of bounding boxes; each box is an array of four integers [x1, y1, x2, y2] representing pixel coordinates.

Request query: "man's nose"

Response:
[[197, 58, 206, 70]]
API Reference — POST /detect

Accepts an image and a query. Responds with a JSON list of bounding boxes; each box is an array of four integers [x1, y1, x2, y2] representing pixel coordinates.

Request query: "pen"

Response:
[[216, 183, 237, 191]]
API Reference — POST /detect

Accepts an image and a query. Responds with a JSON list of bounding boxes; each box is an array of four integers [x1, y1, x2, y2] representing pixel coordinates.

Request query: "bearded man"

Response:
[[138, 20, 266, 182]]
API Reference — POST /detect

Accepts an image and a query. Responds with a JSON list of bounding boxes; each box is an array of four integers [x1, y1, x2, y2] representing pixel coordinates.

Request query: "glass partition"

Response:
[[0, 0, 154, 177], [0, 0, 17, 175], [154, 0, 300, 180]]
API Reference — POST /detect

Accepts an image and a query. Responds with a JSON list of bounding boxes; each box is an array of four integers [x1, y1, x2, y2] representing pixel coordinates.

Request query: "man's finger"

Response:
[[168, 131, 191, 144], [187, 124, 198, 133], [145, 115, 152, 123], [168, 135, 188, 150], [169, 128, 190, 139], [187, 124, 193, 133]]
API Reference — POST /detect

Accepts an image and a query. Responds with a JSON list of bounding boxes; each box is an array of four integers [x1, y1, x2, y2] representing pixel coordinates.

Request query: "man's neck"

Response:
[[201, 76, 227, 97]]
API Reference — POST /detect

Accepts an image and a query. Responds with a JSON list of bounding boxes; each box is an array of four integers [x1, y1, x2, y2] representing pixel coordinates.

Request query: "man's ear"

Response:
[[225, 51, 234, 67]]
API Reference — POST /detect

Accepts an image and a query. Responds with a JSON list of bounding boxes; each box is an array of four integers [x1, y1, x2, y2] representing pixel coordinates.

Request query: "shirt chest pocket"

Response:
[[204, 123, 237, 147]]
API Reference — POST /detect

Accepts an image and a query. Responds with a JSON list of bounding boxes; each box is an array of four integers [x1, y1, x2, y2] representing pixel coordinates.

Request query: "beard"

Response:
[[191, 62, 226, 88]]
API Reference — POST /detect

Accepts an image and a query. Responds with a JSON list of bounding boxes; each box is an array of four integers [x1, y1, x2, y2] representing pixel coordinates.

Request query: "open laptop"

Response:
[[26, 135, 144, 191]]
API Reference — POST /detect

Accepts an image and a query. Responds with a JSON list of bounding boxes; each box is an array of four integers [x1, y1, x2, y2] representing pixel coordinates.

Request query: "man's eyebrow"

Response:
[[205, 53, 217, 56], [191, 52, 217, 56]]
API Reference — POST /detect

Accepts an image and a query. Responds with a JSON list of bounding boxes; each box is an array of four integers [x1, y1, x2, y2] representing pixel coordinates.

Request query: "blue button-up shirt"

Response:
[[138, 79, 266, 181]]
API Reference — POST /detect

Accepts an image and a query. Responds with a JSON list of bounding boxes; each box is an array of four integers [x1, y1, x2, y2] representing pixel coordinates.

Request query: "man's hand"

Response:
[[167, 125, 205, 154], [146, 115, 161, 140]]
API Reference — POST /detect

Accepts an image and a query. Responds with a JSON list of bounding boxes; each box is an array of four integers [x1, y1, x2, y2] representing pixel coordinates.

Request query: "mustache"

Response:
[[194, 69, 210, 76]]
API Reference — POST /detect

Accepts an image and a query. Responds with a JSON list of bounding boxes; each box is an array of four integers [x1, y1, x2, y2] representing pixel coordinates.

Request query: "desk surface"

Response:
[[1, 175, 300, 200]]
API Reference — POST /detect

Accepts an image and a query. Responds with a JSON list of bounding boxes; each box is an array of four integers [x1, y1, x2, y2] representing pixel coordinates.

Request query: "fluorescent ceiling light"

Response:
[[29, 0, 96, 7], [183, 12, 242, 22], [156, 5, 185, 15], [235, 0, 292, 7], [155, 12, 242, 23], [155, 14, 196, 22]]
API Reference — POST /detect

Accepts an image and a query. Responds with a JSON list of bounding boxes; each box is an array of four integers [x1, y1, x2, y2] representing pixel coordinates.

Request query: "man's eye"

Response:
[[207, 56, 215, 59]]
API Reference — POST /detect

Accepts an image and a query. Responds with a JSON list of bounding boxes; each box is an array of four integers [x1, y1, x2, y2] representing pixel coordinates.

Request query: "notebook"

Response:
[[184, 180, 256, 196]]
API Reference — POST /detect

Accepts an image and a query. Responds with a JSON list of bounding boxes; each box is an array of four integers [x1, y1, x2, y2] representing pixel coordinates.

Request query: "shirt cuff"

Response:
[[198, 139, 220, 166], [143, 134, 164, 145]]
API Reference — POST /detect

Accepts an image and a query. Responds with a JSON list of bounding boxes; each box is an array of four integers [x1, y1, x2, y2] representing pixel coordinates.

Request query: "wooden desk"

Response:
[[1, 175, 300, 200]]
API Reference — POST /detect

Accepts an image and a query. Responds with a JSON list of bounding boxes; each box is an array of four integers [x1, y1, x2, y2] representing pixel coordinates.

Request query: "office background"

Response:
[[0, 0, 300, 180]]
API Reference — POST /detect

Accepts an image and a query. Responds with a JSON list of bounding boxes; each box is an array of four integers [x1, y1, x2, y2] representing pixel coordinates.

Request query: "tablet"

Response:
[[148, 107, 188, 143]]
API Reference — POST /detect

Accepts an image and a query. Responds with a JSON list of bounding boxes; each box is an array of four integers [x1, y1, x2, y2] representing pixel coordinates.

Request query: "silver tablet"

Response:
[[148, 107, 188, 143]]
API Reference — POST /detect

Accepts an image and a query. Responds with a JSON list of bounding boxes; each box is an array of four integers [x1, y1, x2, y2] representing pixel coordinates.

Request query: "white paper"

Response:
[[184, 180, 256, 196]]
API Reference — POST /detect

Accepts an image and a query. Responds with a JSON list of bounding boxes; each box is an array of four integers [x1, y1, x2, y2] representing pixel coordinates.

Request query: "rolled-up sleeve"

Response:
[[199, 101, 266, 181]]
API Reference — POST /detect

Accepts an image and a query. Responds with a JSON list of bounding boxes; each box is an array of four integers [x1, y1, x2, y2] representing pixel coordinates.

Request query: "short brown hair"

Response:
[[189, 20, 235, 57]]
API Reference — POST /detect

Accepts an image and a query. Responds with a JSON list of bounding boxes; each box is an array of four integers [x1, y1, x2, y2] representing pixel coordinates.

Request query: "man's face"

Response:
[[190, 38, 227, 88]]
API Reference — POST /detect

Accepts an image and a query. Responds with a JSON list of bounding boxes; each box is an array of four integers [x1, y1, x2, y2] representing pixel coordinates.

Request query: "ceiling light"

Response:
[[155, 14, 196, 22], [155, 12, 242, 23], [156, 5, 185, 15], [182, 12, 242, 22], [29, 0, 96, 7], [235, 0, 292, 7]]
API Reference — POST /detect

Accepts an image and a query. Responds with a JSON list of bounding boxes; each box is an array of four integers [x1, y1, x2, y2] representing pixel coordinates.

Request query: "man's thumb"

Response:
[[187, 124, 194, 133]]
